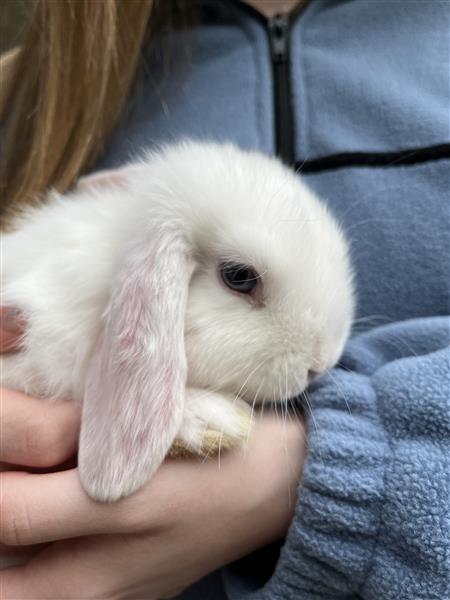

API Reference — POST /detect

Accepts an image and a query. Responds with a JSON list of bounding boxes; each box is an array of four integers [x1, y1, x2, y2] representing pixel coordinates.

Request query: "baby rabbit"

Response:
[[1, 141, 354, 503]]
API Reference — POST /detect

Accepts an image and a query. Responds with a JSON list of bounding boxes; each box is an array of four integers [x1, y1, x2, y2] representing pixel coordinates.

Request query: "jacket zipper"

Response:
[[268, 14, 295, 166], [228, 0, 304, 166]]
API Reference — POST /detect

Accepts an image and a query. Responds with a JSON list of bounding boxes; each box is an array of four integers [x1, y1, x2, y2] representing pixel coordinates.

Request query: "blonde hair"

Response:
[[0, 0, 157, 226]]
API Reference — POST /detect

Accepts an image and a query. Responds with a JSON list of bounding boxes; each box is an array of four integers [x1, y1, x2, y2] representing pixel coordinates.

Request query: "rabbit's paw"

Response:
[[171, 389, 253, 457]]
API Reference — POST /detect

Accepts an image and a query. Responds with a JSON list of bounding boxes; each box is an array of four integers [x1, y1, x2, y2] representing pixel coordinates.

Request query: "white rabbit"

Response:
[[1, 141, 354, 503]]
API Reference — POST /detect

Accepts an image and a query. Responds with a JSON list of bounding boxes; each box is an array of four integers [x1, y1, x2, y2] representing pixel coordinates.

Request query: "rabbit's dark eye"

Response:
[[220, 263, 258, 294]]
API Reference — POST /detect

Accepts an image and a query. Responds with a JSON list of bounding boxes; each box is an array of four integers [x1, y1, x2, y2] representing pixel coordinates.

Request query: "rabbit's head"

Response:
[[79, 142, 354, 501]]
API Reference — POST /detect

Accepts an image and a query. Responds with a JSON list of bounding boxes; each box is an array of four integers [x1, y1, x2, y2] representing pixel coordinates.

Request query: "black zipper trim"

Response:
[[295, 143, 450, 174], [226, 0, 306, 166], [268, 14, 295, 165]]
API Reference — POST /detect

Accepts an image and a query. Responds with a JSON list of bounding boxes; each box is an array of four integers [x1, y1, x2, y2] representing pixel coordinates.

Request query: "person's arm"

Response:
[[3, 313, 448, 599], [241, 317, 449, 600], [1, 376, 305, 598]]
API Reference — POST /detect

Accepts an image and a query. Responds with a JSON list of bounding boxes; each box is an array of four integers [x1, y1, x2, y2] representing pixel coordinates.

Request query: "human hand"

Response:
[[1, 403, 305, 599], [0, 304, 305, 598], [0, 305, 78, 471], [0, 306, 80, 566], [0, 389, 80, 567]]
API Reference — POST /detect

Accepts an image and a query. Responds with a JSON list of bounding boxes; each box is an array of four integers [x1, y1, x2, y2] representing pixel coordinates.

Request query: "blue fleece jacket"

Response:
[[95, 1, 450, 598]]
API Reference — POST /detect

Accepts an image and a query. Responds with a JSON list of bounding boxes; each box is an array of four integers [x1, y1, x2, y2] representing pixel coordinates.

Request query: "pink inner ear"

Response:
[[76, 166, 132, 192], [78, 228, 194, 502]]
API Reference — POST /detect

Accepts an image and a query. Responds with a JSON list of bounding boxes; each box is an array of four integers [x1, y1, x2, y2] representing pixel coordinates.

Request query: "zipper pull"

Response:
[[268, 14, 290, 63]]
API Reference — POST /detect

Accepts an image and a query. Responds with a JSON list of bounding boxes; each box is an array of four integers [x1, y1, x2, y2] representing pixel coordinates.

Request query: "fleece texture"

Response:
[[253, 317, 450, 600], [93, 0, 450, 598]]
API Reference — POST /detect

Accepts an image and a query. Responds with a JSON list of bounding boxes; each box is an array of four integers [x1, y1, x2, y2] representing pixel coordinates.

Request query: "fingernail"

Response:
[[0, 307, 26, 333]]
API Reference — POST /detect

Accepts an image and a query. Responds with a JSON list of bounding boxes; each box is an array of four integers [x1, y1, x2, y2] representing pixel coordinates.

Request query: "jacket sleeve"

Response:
[[255, 316, 450, 600]]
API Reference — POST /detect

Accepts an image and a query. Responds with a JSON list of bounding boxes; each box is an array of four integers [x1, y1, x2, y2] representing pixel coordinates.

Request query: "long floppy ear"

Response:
[[78, 226, 194, 502]]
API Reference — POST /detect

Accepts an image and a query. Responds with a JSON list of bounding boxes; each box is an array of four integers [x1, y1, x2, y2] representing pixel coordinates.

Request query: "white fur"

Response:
[[1, 141, 354, 502]]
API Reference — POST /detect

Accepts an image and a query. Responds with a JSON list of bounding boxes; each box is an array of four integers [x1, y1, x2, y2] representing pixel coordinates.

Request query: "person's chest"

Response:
[[99, 0, 450, 323]]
